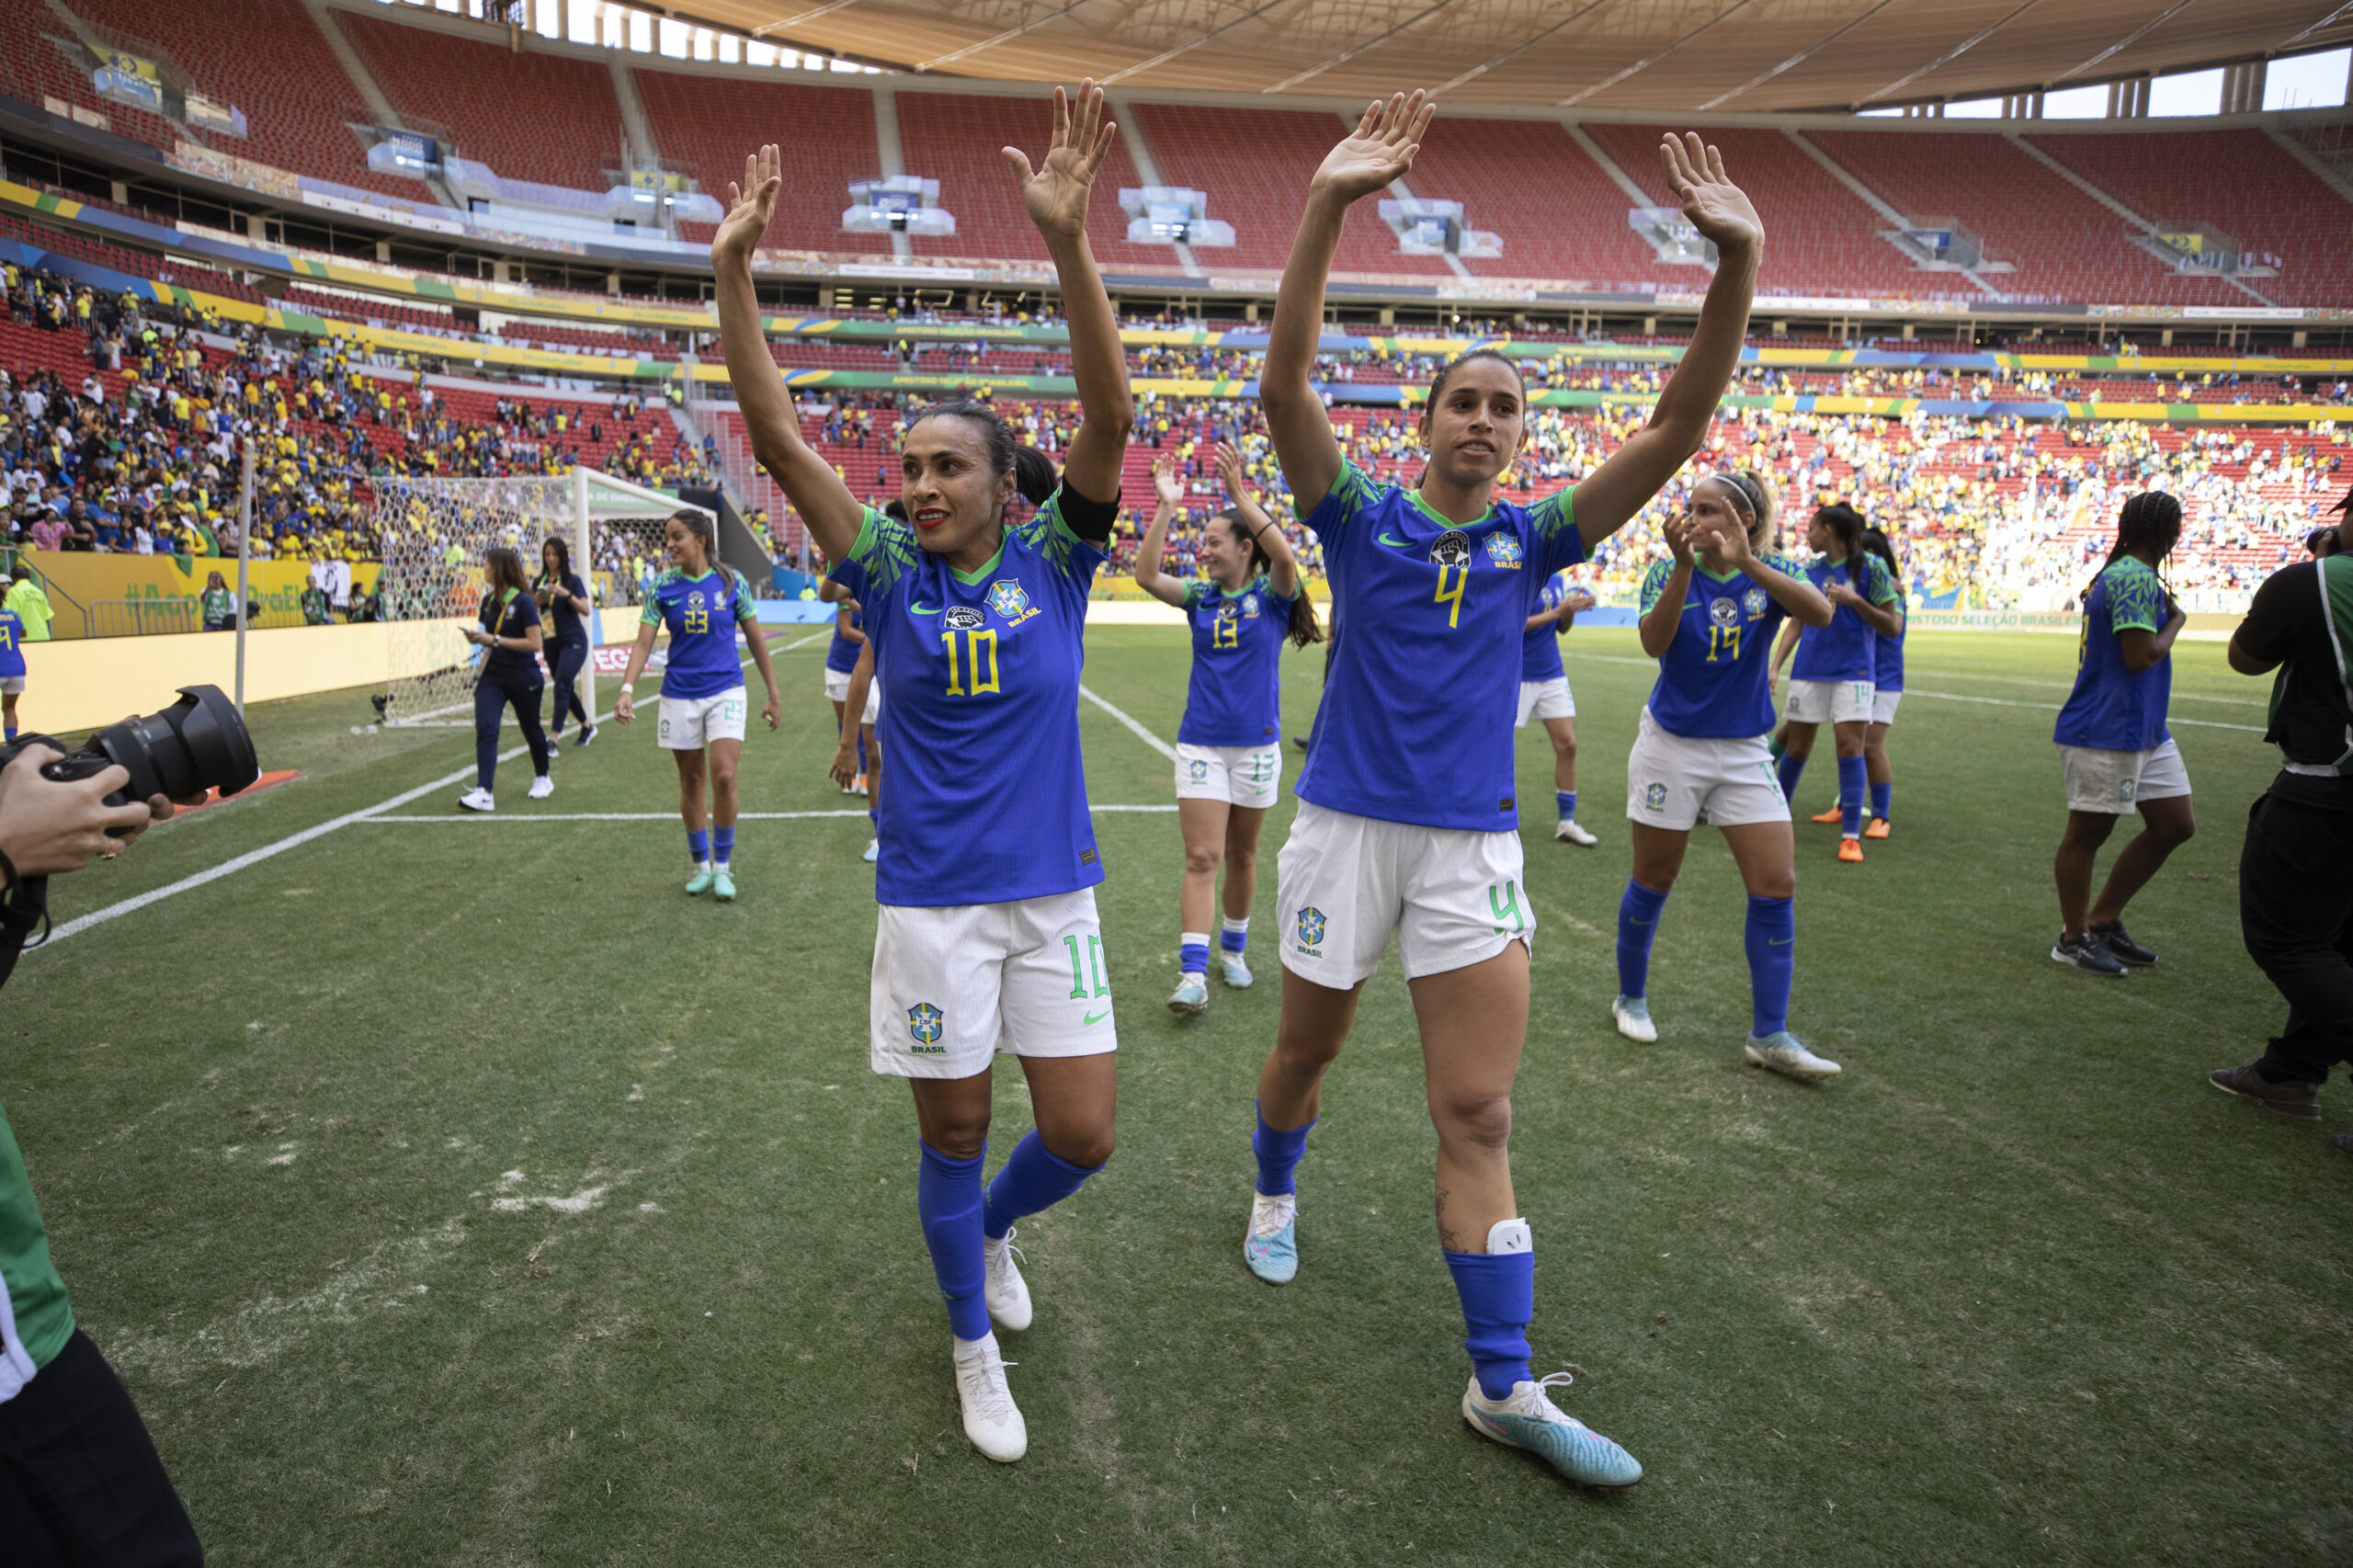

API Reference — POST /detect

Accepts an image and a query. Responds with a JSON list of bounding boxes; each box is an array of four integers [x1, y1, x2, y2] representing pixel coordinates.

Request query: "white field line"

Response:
[[1079, 683, 1179, 760], [361, 804, 1180, 823], [1566, 653, 2264, 733]]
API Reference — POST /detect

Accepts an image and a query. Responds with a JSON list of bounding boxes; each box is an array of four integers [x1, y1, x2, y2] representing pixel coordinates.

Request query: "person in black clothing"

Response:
[[2209, 498, 2353, 1147], [535, 537, 596, 749], [455, 546, 551, 812]]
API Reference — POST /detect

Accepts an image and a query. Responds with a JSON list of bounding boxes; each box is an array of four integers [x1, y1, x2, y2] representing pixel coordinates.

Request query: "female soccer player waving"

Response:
[[1615, 475, 1836, 1085], [1245, 93, 1761, 1492], [612, 508, 784, 901], [1133, 443, 1318, 1015], [713, 85, 1132, 1466]]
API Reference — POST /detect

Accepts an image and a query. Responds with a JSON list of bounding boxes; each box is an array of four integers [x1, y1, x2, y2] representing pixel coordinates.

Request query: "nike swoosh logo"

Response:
[[1769, 937, 1793, 947], [1629, 918, 1654, 927], [910, 601, 942, 615], [1376, 531, 1413, 547], [1083, 1007, 1111, 1027]]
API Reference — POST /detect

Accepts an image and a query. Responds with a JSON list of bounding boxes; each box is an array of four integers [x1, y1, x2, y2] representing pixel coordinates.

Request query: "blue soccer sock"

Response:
[[687, 826, 710, 867], [855, 732, 869, 778], [916, 1141, 991, 1342], [2, 726, 14, 742], [1616, 880, 1670, 1000], [711, 825, 734, 866], [1556, 790, 1577, 824], [1252, 1104, 1313, 1197], [1870, 781, 1893, 823], [1776, 749, 1807, 806], [1179, 932, 1210, 975], [1745, 894, 1795, 1039], [1445, 1225, 1535, 1400], [983, 1130, 1101, 1241], [1837, 755, 1867, 838], [1220, 916, 1249, 954]]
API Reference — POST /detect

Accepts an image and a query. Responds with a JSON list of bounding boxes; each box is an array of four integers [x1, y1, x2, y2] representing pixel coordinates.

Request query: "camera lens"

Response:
[[89, 686, 259, 804]]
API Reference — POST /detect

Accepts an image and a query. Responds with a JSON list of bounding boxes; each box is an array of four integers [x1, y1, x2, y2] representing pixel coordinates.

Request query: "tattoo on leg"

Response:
[[1435, 1185, 1468, 1252]]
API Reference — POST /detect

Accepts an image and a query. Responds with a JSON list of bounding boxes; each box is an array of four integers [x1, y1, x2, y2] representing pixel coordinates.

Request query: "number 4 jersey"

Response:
[[832, 491, 1110, 908], [1295, 461, 1586, 831]]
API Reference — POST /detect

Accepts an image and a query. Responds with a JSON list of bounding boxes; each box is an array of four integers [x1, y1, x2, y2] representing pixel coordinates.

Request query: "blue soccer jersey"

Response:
[[1295, 462, 1586, 831], [1875, 615, 1905, 694], [2054, 555, 2172, 752], [0, 610, 22, 679], [833, 490, 1108, 907], [1177, 574, 1291, 747], [1521, 572, 1572, 683], [824, 604, 864, 675], [1790, 554, 1895, 683], [1639, 556, 1801, 739], [642, 567, 757, 699]]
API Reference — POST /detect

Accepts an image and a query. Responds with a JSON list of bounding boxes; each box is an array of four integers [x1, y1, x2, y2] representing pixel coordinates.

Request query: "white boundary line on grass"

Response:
[[1079, 684, 1180, 761], [36, 633, 839, 951]]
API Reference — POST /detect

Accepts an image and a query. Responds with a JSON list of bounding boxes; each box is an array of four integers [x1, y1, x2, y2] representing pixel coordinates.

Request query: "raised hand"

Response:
[[1152, 454, 1182, 506], [1664, 512, 1697, 567], [1004, 82, 1116, 241], [1214, 440, 1249, 500], [1660, 133, 1761, 256], [1563, 585, 1597, 613], [714, 145, 781, 263], [1313, 92, 1435, 204], [1711, 510, 1756, 569]]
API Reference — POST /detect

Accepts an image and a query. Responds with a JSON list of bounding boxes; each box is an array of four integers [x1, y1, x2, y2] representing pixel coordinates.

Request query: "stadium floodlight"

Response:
[[1629, 206, 1711, 266], [844, 176, 957, 236], [1118, 187, 1234, 247]]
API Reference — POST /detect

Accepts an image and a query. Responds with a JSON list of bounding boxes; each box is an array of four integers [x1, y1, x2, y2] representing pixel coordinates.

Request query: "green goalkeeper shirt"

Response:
[[0, 1101, 74, 1400]]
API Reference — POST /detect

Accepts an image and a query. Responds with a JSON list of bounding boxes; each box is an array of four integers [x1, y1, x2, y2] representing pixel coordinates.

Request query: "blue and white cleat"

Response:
[[1217, 951, 1254, 989], [684, 866, 714, 896], [711, 868, 736, 902], [1610, 994, 1658, 1044], [1244, 1191, 1297, 1284], [1745, 1030, 1841, 1082], [1168, 972, 1209, 1014], [861, 837, 880, 865], [1462, 1372, 1643, 1491]]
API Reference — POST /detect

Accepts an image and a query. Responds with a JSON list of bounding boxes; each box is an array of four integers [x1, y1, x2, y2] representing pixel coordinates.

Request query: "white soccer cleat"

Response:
[[527, 774, 554, 800], [1217, 950, 1254, 989], [1244, 1191, 1298, 1284], [1553, 819, 1597, 846], [1611, 994, 1658, 1044], [1461, 1372, 1643, 1490], [983, 1227, 1032, 1333], [457, 787, 494, 812], [1745, 1030, 1842, 1082], [1168, 972, 1209, 1014], [952, 1334, 1027, 1463]]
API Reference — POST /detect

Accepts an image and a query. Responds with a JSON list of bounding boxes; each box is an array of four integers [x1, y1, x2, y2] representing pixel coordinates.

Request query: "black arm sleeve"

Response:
[[1056, 483, 1120, 546], [2234, 562, 2307, 666], [0, 871, 49, 993]]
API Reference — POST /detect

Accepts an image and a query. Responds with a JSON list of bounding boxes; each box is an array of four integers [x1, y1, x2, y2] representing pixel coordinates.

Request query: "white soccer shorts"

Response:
[[1175, 743, 1282, 811], [1275, 801, 1532, 990], [1516, 677, 1576, 726], [1871, 689, 1902, 727], [1625, 706, 1790, 833], [823, 666, 880, 724], [657, 687, 747, 750], [869, 888, 1119, 1079], [2061, 737, 2191, 815], [0, 676, 22, 696], [1785, 677, 1876, 726]]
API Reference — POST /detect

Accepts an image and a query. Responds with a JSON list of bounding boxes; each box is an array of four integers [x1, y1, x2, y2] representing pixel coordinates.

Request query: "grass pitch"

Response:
[[3, 626, 2347, 1567]]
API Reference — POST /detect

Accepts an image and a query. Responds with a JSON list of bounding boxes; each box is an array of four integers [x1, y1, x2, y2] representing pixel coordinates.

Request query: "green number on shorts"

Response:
[[1489, 880, 1525, 936], [1062, 934, 1109, 999]]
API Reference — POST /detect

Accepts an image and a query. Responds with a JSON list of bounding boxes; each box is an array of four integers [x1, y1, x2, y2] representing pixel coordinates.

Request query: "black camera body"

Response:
[[0, 686, 260, 835]]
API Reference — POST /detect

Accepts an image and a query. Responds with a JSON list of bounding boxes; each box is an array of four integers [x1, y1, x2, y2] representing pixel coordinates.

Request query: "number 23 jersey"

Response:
[[1296, 461, 1586, 832], [833, 492, 1108, 908]]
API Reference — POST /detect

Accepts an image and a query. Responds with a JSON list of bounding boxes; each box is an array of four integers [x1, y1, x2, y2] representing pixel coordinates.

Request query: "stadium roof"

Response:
[[682, 0, 2351, 113]]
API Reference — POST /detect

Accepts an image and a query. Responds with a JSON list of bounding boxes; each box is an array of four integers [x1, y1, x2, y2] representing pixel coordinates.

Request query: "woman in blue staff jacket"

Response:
[[456, 545, 552, 812], [535, 536, 596, 750], [1132, 443, 1319, 1014]]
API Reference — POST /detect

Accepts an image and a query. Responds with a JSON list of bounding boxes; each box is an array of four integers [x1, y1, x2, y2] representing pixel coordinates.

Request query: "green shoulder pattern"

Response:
[[1528, 485, 1578, 541], [849, 505, 919, 597], [1303, 460, 1380, 522], [1182, 578, 1210, 610], [2104, 557, 2165, 635], [1014, 488, 1080, 575], [1638, 558, 1674, 615], [638, 566, 682, 625]]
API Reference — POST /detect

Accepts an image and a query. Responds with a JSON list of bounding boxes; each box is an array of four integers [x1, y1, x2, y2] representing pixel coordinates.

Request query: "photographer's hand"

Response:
[[0, 745, 155, 876]]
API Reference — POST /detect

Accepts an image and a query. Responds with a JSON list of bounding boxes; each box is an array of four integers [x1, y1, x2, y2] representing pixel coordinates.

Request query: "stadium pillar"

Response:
[[574, 466, 594, 722]]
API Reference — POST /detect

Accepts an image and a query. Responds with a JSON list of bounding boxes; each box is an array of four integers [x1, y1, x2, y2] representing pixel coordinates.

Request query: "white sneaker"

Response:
[[983, 1227, 1032, 1332], [1611, 994, 1658, 1044], [1217, 950, 1254, 989], [1745, 1030, 1842, 1082], [457, 787, 494, 812], [951, 1333, 1027, 1462], [1553, 818, 1597, 846], [527, 774, 554, 800]]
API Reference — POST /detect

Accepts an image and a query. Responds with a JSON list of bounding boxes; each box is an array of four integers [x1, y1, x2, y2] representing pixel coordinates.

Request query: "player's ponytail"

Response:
[[2086, 491, 2182, 603], [1010, 443, 1059, 508], [1860, 525, 1902, 594]]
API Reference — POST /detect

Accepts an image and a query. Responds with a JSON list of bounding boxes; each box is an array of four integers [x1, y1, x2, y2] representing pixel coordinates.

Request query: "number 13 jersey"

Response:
[[1295, 461, 1585, 832], [833, 492, 1109, 908]]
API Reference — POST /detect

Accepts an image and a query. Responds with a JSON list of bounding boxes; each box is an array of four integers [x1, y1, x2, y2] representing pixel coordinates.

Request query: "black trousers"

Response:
[[546, 638, 589, 732], [2243, 790, 2353, 1085], [0, 1330, 201, 1566], [473, 667, 549, 790]]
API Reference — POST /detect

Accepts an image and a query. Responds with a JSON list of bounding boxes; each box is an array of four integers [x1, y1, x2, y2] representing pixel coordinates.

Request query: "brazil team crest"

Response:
[[1430, 530, 1472, 569], [986, 579, 1035, 622], [907, 1002, 944, 1046], [1743, 586, 1769, 619], [1484, 532, 1524, 569], [1242, 593, 1260, 618], [1296, 906, 1327, 949], [1643, 781, 1669, 812]]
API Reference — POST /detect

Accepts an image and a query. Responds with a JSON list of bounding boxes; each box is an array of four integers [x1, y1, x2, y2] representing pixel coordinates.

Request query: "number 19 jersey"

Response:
[[832, 492, 1108, 908], [1296, 462, 1585, 832], [1640, 557, 1801, 739]]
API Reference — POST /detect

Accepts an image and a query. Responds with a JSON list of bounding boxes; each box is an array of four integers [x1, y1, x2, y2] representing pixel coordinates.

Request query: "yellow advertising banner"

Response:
[[20, 551, 381, 640]]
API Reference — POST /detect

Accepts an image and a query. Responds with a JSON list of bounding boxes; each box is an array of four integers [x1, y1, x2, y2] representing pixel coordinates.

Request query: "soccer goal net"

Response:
[[368, 469, 701, 726]]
